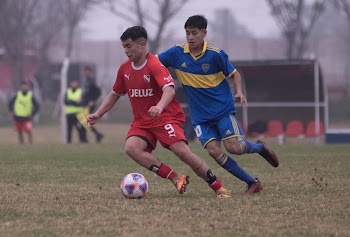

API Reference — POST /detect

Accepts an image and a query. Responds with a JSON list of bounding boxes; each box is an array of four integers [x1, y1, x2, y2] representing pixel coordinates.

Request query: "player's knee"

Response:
[[226, 143, 243, 155], [124, 143, 138, 158], [173, 147, 191, 161], [207, 146, 223, 159]]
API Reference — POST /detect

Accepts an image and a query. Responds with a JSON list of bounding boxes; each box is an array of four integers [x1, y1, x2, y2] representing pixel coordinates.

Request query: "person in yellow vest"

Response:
[[64, 80, 87, 143], [8, 81, 40, 144]]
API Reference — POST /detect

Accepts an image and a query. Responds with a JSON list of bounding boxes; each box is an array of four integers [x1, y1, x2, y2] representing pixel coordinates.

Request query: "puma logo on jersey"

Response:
[[125, 74, 130, 80], [129, 89, 154, 97]]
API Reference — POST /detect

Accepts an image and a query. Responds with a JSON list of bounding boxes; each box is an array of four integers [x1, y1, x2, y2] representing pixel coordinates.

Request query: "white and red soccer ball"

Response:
[[120, 173, 148, 199]]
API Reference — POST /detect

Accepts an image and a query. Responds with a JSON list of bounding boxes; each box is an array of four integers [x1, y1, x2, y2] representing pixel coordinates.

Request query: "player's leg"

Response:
[[18, 131, 24, 144], [75, 117, 88, 143], [14, 121, 24, 144], [125, 128, 189, 194], [220, 115, 279, 167], [169, 141, 230, 198], [66, 114, 74, 143], [88, 105, 104, 143], [24, 121, 33, 144], [206, 139, 257, 183], [157, 123, 230, 198], [90, 127, 104, 143], [195, 120, 261, 193]]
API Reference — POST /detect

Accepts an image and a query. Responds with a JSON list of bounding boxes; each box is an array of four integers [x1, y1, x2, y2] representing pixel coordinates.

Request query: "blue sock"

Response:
[[239, 140, 263, 154], [216, 153, 256, 184]]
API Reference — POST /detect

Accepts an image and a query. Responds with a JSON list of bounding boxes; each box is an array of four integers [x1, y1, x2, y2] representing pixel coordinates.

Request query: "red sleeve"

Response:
[[150, 61, 174, 89], [112, 65, 126, 95]]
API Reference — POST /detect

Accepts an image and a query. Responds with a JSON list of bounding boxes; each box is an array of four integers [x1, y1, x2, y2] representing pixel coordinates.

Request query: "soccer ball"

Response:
[[120, 173, 148, 199]]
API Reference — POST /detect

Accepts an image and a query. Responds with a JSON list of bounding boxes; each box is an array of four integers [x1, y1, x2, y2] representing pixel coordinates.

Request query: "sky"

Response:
[[81, 0, 280, 41]]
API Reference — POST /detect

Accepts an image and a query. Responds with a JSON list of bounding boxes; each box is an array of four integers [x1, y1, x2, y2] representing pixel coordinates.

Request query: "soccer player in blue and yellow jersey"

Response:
[[157, 15, 280, 194]]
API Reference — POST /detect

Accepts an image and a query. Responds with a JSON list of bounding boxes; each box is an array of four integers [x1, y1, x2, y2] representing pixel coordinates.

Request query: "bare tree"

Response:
[[333, 0, 350, 22], [0, 0, 39, 92], [0, 0, 68, 95], [34, 1, 66, 98], [106, 0, 187, 53], [266, 0, 326, 59]]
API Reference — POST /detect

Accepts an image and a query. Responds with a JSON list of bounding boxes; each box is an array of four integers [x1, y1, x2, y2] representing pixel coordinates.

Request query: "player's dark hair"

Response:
[[120, 26, 148, 41], [184, 15, 207, 29]]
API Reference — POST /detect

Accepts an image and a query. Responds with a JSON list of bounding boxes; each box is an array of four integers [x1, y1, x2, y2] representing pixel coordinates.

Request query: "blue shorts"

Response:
[[193, 114, 244, 147]]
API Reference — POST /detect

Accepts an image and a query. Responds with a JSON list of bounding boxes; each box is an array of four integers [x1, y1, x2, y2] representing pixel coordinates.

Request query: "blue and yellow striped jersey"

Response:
[[158, 41, 237, 123]]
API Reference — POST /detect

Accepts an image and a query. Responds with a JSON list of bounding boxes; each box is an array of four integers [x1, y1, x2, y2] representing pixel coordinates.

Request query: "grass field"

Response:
[[0, 124, 349, 237]]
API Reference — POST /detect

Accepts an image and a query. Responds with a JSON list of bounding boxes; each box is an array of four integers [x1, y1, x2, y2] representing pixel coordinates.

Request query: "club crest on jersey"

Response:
[[202, 63, 210, 72], [144, 75, 150, 83]]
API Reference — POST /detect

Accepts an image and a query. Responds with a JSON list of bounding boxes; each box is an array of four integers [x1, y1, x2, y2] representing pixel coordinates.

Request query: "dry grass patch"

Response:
[[0, 125, 349, 236]]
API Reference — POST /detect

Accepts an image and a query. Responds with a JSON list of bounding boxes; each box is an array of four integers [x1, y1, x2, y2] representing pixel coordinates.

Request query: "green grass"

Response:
[[0, 125, 349, 237]]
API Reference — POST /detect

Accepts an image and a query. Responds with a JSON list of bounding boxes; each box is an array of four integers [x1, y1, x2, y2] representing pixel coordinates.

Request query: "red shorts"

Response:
[[126, 122, 188, 152], [14, 121, 32, 132]]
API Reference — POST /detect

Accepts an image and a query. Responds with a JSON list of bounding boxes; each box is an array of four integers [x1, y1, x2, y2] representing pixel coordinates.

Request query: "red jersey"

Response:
[[113, 53, 185, 127]]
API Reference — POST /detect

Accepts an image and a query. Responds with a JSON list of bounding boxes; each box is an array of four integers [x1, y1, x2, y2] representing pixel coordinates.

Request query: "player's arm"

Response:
[[230, 70, 247, 107], [87, 91, 120, 126], [217, 50, 248, 107], [156, 45, 177, 68], [32, 96, 40, 116], [8, 95, 16, 115], [148, 86, 175, 118]]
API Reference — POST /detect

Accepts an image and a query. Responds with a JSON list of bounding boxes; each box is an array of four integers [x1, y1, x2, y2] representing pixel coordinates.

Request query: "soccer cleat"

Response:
[[215, 187, 231, 198], [173, 175, 190, 194], [257, 140, 280, 167], [245, 179, 263, 194]]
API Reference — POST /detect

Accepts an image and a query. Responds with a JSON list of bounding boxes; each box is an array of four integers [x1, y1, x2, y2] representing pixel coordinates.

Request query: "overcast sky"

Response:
[[82, 0, 280, 41]]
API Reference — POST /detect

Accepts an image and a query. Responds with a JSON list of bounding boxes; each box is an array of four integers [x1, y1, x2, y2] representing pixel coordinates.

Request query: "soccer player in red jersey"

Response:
[[87, 26, 230, 198]]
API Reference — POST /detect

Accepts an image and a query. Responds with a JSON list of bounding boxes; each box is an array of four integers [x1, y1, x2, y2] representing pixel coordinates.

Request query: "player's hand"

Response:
[[148, 105, 163, 118], [87, 113, 101, 127], [235, 93, 248, 107]]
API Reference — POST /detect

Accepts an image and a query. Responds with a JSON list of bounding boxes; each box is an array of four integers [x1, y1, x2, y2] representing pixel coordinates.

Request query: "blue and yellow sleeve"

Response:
[[217, 49, 236, 78], [157, 46, 177, 68]]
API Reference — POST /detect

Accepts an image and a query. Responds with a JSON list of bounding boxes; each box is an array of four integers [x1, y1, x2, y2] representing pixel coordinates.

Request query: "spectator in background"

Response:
[[8, 81, 40, 144], [64, 80, 87, 143], [81, 66, 104, 143]]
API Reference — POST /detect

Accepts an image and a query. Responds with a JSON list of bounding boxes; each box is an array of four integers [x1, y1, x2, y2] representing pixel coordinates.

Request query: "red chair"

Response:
[[305, 121, 324, 137], [264, 120, 284, 137], [285, 120, 305, 137]]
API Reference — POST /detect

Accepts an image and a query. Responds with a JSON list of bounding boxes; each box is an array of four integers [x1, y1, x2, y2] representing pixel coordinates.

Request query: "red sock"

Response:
[[208, 177, 223, 191], [157, 164, 177, 180]]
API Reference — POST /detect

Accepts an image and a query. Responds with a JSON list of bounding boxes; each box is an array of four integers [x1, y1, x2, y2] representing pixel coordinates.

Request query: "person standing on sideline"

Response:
[[64, 80, 87, 143], [8, 81, 40, 144], [87, 26, 231, 198], [157, 15, 280, 194], [81, 66, 104, 143]]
